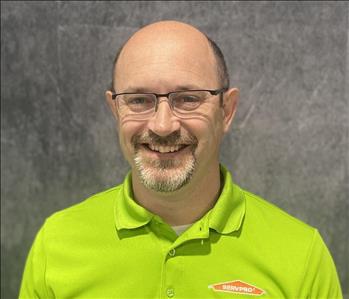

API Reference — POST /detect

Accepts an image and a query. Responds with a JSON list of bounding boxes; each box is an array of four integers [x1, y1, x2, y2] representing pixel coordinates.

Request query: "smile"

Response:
[[142, 144, 188, 154]]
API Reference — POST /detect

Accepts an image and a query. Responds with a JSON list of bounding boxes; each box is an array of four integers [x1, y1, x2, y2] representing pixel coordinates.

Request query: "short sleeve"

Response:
[[298, 229, 343, 299], [18, 224, 52, 299]]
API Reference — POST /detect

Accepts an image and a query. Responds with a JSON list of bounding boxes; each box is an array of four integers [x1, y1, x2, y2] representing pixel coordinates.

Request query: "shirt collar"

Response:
[[114, 165, 246, 235], [206, 164, 246, 234], [114, 172, 153, 230]]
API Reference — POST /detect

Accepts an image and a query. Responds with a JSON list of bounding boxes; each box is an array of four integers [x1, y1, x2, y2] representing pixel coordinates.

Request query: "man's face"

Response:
[[107, 23, 236, 193]]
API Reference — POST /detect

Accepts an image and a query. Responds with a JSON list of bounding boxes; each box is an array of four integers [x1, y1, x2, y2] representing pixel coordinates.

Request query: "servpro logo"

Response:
[[208, 280, 265, 296]]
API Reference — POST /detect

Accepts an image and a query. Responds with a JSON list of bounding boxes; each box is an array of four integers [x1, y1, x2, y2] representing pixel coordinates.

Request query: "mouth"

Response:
[[140, 143, 191, 156]]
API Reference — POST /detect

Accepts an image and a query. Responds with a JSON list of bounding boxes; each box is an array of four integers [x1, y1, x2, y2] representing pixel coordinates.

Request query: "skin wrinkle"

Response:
[[119, 107, 217, 123]]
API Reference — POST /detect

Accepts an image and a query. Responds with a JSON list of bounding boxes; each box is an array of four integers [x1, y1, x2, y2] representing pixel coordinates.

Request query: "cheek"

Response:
[[118, 120, 144, 155], [184, 113, 224, 150]]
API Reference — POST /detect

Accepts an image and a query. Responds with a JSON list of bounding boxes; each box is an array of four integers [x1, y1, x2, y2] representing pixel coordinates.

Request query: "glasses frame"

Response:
[[111, 87, 228, 115]]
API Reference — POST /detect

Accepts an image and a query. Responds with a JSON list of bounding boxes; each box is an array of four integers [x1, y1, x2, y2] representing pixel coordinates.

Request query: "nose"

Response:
[[147, 97, 180, 137]]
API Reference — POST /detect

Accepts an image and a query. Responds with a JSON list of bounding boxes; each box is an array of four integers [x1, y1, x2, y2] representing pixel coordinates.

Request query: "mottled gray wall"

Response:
[[1, 1, 348, 298]]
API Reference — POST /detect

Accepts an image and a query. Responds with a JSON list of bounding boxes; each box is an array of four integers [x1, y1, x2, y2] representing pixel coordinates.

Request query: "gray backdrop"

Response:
[[1, 1, 348, 298]]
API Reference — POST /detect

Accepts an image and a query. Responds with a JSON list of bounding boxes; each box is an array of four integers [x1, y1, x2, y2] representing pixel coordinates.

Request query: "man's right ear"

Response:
[[105, 90, 119, 119]]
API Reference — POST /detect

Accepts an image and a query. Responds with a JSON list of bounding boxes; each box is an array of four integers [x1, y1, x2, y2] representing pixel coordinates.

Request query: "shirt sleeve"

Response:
[[298, 229, 343, 299], [18, 224, 52, 299]]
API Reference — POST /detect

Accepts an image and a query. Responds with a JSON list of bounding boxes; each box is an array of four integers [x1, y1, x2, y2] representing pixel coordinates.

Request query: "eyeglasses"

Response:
[[111, 87, 228, 119]]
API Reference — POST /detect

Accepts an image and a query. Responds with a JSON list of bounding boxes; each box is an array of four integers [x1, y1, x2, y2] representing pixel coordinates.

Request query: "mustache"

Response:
[[131, 130, 198, 147]]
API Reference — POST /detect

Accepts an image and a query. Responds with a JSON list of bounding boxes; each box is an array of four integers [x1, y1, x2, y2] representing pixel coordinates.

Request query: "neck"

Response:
[[132, 164, 221, 226]]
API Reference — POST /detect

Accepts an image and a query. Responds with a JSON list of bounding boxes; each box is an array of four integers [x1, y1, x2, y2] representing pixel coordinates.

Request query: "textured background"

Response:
[[1, 1, 348, 298]]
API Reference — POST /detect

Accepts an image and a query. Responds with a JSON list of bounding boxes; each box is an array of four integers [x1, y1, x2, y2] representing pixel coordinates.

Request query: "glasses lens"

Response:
[[118, 94, 155, 115], [171, 91, 210, 113]]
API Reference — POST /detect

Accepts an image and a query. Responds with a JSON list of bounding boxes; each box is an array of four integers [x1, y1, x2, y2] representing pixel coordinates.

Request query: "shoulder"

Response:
[[242, 188, 315, 233], [42, 184, 123, 234], [240, 188, 317, 249], [230, 187, 342, 298]]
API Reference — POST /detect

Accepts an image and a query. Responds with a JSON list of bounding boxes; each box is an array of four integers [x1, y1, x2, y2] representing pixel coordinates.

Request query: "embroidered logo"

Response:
[[208, 280, 265, 296]]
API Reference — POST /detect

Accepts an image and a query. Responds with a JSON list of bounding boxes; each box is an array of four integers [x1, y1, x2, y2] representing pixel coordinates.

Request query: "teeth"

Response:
[[148, 144, 182, 153]]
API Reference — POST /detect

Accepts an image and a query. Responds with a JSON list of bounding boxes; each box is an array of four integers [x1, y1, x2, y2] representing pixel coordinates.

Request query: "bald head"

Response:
[[111, 21, 229, 92]]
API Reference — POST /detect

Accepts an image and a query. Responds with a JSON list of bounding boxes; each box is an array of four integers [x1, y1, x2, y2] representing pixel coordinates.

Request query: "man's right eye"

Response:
[[127, 97, 148, 105], [123, 95, 155, 112]]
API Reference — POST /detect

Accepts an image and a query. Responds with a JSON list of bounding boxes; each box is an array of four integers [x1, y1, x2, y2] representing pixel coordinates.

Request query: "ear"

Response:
[[222, 88, 239, 133], [105, 90, 119, 120]]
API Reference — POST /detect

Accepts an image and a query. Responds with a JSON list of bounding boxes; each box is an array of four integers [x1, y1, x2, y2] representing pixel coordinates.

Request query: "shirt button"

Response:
[[166, 288, 175, 298], [168, 249, 176, 257]]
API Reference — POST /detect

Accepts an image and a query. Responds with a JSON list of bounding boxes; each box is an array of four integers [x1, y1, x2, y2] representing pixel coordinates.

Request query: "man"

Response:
[[19, 21, 342, 298]]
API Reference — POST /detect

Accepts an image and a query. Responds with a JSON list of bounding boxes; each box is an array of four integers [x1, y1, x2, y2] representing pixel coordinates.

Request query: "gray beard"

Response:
[[134, 153, 196, 193]]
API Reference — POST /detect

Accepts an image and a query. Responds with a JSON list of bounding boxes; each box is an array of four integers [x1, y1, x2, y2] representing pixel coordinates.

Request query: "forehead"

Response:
[[115, 26, 218, 92]]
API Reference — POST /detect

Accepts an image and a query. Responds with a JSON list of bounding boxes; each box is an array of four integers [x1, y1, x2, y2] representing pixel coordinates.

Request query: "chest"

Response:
[[45, 231, 299, 298]]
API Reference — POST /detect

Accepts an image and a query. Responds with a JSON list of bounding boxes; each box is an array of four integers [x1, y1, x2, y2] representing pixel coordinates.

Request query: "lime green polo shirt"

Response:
[[19, 166, 342, 299]]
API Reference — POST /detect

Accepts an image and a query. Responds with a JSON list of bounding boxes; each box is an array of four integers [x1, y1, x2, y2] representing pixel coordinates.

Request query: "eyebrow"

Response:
[[121, 84, 203, 93]]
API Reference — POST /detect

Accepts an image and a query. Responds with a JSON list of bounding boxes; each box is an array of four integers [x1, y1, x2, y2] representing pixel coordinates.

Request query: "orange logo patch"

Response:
[[209, 280, 265, 296]]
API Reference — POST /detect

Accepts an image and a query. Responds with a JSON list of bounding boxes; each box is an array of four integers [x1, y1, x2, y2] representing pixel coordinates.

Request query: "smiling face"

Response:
[[106, 21, 237, 194]]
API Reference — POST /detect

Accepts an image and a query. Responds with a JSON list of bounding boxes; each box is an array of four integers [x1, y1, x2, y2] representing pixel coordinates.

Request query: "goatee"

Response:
[[132, 131, 197, 193]]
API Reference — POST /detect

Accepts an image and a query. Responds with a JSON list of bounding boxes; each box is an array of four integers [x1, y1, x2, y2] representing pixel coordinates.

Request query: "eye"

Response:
[[173, 94, 202, 104], [123, 94, 155, 112], [172, 93, 202, 110], [127, 96, 150, 105], [181, 95, 201, 103]]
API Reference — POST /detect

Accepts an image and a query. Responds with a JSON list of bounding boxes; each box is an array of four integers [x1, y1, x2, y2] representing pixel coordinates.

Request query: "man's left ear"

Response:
[[222, 88, 239, 133]]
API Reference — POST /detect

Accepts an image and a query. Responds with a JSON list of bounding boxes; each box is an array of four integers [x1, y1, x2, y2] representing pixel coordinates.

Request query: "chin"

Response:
[[134, 155, 196, 193]]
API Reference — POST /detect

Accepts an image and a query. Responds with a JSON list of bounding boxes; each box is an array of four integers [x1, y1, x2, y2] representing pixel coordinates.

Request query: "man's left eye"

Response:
[[180, 96, 201, 102]]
